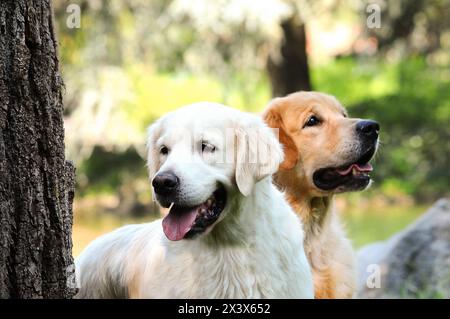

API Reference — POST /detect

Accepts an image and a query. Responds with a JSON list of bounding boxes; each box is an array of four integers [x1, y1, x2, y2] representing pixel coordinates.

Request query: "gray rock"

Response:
[[357, 198, 450, 298]]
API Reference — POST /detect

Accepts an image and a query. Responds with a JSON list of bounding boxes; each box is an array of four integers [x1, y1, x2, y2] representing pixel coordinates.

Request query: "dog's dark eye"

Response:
[[159, 145, 169, 155], [304, 115, 321, 128], [201, 142, 216, 153]]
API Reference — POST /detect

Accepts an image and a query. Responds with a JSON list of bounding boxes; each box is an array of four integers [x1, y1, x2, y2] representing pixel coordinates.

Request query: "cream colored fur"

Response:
[[75, 103, 314, 299]]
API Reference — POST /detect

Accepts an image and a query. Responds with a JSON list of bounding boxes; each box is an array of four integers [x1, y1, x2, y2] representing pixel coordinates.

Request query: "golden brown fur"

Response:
[[263, 91, 359, 299]]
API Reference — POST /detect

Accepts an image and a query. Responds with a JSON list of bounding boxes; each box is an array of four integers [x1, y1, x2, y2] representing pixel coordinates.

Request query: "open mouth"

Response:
[[162, 185, 227, 241], [313, 146, 376, 192]]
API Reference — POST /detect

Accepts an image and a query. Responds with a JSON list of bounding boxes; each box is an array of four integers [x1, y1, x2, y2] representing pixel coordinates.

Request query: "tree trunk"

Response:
[[266, 15, 312, 97], [0, 0, 76, 298]]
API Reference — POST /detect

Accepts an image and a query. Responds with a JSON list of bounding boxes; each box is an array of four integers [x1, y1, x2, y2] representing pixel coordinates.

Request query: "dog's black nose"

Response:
[[152, 172, 179, 195], [356, 120, 380, 139]]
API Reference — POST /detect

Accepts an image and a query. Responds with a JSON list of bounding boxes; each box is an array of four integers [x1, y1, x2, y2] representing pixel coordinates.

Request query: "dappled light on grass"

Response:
[[343, 205, 425, 248], [72, 197, 160, 257]]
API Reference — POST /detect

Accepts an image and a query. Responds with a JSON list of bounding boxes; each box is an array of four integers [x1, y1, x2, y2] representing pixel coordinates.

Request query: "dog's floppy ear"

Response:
[[234, 123, 284, 196], [263, 98, 299, 170], [146, 119, 163, 180]]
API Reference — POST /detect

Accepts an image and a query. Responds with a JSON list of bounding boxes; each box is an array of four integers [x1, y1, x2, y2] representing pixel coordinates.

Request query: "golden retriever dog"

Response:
[[263, 91, 379, 299], [75, 102, 314, 298]]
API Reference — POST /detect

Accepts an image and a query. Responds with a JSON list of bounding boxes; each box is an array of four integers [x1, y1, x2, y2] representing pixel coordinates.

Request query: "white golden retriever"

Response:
[[75, 102, 314, 298]]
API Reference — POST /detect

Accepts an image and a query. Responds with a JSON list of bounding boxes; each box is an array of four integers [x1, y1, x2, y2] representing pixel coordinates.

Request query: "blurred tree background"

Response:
[[52, 0, 450, 255]]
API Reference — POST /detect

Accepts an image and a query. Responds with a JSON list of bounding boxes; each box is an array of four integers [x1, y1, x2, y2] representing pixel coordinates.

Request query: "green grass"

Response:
[[342, 203, 426, 248], [72, 198, 159, 257]]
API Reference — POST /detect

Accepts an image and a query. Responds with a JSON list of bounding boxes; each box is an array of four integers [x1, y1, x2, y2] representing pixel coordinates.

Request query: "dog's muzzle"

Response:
[[313, 119, 380, 192]]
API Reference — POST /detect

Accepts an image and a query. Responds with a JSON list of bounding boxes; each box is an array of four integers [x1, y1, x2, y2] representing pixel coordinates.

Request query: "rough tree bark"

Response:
[[0, 0, 76, 298], [266, 14, 312, 97]]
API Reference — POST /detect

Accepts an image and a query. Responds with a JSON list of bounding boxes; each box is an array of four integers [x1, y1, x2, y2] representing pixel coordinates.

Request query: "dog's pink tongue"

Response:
[[162, 206, 198, 241], [337, 163, 373, 175]]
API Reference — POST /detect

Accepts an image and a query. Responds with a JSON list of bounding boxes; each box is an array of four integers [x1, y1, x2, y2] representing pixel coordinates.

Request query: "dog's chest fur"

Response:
[[75, 181, 313, 299], [132, 234, 305, 298]]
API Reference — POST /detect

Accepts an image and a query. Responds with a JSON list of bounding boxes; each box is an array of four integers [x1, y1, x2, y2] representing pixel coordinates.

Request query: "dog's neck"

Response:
[[203, 178, 274, 247], [273, 169, 333, 241]]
